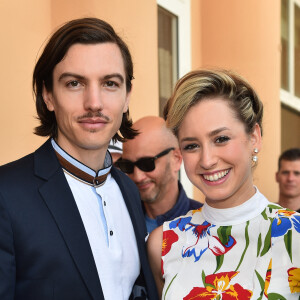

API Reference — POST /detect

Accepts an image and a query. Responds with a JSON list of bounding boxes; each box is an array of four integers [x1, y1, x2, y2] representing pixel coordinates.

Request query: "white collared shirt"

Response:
[[51, 139, 140, 300]]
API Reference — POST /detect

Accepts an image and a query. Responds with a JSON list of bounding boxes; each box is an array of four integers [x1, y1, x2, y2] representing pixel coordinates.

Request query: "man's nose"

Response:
[[84, 83, 103, 111], [287, 173, 295, 181], [129, 165, 147, 183]]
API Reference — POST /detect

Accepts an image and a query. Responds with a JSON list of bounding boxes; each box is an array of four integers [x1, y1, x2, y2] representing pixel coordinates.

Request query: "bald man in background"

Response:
[[117, 116, 202, 233]]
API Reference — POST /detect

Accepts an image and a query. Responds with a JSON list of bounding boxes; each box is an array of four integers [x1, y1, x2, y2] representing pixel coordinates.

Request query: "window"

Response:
[[158, 6, 178, 116], [281, 0, 289, 91], [157, 0, 193, 198], [280, 0, 300, 111]]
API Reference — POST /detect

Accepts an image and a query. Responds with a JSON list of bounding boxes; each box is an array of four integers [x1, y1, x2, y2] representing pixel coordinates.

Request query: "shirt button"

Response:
[[110, 230, 113, 236], [104, 201, 106, 206], [95, 179, 99, 185]]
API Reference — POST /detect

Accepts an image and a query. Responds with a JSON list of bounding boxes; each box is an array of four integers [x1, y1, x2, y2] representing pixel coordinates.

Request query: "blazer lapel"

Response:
[[34, 140, 104, 300]]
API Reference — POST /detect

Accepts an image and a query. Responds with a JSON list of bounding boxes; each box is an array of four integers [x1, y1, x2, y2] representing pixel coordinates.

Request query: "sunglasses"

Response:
[[115, 147, 175, 174]]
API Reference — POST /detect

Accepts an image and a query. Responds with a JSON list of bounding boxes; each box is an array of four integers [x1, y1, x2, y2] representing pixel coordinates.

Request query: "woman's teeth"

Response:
[[203, 170, 229, 182]]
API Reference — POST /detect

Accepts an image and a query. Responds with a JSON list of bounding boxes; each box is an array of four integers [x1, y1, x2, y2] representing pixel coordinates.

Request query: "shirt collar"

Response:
[[155, 182, 189, 226], [201, 187, 270, 226], [51, 138, 112, 187]]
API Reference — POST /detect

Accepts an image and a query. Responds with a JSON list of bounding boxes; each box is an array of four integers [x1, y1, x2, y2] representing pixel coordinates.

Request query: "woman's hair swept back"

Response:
[[33, 17, 137, 142], [164, 69, 263, 137]]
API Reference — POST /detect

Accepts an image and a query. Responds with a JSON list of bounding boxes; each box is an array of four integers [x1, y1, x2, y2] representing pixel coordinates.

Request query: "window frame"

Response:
[[281, 0, 300, 112], [157, 0, 194, 198]]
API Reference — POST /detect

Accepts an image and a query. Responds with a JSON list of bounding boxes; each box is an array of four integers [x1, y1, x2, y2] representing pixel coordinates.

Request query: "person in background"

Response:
[[0, 17, 158, 300], [276, 148, 300, 212], [108, 140, 123, 163], [147, 69, 300, 299], [117, 116, 202, 233]]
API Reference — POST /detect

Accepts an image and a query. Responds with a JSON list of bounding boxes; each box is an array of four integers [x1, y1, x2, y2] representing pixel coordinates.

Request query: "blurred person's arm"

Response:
[[147, 226, 164, 299]]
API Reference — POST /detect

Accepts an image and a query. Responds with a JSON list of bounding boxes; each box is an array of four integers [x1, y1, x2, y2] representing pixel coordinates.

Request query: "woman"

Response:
[[147, 70, 300, 299]]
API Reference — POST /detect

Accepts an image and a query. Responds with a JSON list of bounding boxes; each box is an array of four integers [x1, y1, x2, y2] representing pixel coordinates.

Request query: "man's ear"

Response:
[[123, 90, 131, 113], [250, 123, 262, 152], [275, 172, 280, 183], [42, 84, 55, 112], [172, 148, 182, 173]]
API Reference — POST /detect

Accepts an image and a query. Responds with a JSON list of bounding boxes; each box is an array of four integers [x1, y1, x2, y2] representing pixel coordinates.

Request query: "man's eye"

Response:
[[215, 136, 230, 144], [67, 80, 80, 87], [104, 81, 119, 88]]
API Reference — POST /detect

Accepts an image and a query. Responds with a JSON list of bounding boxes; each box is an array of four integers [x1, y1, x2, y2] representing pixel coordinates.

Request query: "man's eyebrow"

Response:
[[103, 73, 124, 83], [58, 72, 125, 83], [58, 73, 85, 82]]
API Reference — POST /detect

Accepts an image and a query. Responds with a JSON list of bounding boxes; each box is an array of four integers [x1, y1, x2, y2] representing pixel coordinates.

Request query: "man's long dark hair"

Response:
[[33, 17, 138, 142]]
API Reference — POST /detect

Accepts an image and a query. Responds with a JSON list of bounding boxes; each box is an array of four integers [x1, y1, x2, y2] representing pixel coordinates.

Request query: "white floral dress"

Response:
[[161, 189, 300, 299]]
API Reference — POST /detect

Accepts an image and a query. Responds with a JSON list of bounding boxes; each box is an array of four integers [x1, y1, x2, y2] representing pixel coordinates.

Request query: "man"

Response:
[[0, 18, 158, 300], [118, 116, 202, 233], [276, 148, 300, 212]]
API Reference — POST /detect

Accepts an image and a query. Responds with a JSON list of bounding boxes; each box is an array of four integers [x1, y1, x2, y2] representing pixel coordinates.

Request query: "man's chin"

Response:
[[283, 192, 298, 198], [141, 195, 157, 204]]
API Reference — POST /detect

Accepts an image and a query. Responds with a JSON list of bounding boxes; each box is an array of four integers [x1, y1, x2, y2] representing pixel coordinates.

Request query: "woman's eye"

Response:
[[215, 136, 230, 144], [182, 144, 198, 151]]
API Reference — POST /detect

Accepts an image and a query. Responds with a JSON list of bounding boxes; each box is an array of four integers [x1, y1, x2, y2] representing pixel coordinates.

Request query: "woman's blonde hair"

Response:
[[164, 69, 263, 137]]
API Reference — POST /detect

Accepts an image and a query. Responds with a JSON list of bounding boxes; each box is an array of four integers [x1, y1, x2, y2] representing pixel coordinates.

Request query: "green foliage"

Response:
[[261, 209, 268, 220], [235, 221, 250, 271], [164, 273, 177, 300], [284, 229, 293, 263], [268, 204, 282, 211], [260, 224, 272, 257], [268, 293, 286, 300], [214, 254, 224, 274], [214, 226, 233, 273], [217, 226, 232, 245], [257, 233, 262, 257], [202, 270, 215, 289]]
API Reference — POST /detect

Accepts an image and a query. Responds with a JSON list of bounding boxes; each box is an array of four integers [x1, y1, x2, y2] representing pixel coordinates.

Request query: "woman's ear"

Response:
[[250, 123, 262, 152], [42, 84, 55, 112]]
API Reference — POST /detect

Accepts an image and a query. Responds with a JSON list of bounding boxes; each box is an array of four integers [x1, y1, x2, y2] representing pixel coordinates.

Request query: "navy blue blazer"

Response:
[[0, 139, 158, 300]]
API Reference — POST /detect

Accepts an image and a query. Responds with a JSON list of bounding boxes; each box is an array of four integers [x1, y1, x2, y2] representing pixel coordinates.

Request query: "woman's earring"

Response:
[[252, 148, 258, 163]]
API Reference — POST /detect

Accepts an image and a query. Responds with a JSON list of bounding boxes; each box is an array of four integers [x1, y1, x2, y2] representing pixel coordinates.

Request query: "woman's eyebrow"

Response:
[[208, 127, 229, 137]]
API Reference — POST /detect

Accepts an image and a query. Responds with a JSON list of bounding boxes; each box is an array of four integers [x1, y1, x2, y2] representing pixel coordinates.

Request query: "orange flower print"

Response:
[[183, 271, 252, 300], [288, 267, 300, 293], [162, 230, 178, 256], [161, 230, 178, 276], [264, 260, 272, 297]]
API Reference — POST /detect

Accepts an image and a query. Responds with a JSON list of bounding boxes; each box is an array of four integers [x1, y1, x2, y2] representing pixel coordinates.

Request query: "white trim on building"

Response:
[[157, 0, 194, 199]]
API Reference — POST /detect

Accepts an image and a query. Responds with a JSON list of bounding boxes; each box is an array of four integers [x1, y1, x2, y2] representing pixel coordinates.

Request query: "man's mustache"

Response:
[[77, 112, 110, 122]]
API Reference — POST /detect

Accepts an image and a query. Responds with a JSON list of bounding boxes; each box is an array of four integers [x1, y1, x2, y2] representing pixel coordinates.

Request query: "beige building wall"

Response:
[[0, 0, 281, 203], [191, 0, 281, 202], [0, 0, 159, 165], [0, 0, 51, 164]]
